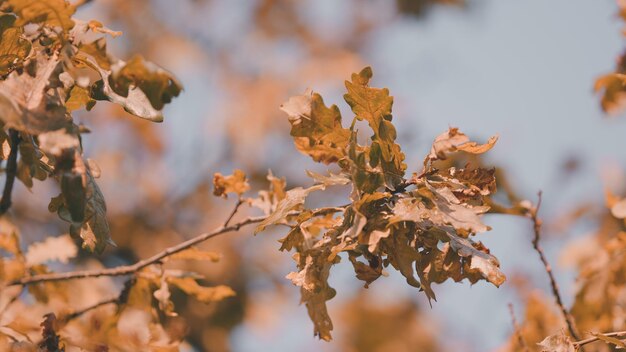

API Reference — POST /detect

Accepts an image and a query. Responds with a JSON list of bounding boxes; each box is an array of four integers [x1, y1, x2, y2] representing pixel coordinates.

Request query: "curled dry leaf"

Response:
[[427, 127, 498, 163], [537, 332, 575, 352]]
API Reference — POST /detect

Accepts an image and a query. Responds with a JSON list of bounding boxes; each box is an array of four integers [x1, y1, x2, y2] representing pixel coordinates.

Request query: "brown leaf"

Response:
[[212, 169, 250, 198], [537, 332, 575, 352], [168, 277, 235, 304], [427, 127, 497, 163], [9, 0, 75, 33], [282, 89, 350, 164]]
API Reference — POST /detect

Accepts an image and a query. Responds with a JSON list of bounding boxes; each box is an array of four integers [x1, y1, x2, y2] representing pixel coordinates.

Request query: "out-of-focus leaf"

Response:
[[169, 247, 221, 262], [305, 170, 350, 187], [0, 53, 69, 133], [611, 198, 626, 219], [212, 169, 250, 198], [592, 332, 626, 348], [87, 20, 121, 37], [595, 73, 626, 114], [25, 234, 77, 266], [65, 85, 96, 112], [537, 332, 575, 352], [9, 0, 75, 32], [168, 277, 235, 303], [37, 129, 79, 157], [0, 14, 30, 76], [427, 127, 497, 163]]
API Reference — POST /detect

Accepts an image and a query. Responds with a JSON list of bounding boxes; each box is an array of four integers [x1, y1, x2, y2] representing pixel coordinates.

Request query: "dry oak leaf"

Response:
[[281, 89, 350, 164], [0, 53, 69, 133], [537, 332, 575, 352], [427, 127, 498, 163], [344, 66, 406, 189], [255, 184, 324, 234], [212, 169, 250, 198], [9, 0, 75, 33], [0, 14, 31, 76]]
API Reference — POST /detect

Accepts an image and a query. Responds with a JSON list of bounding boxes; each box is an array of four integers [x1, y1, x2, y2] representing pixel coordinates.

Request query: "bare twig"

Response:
[[508, 303, 529, 352], [574, 331, 626, 347], [529, 191, 581, 341], [62, 297, 118, 322], [224, 199, 243, 227], [0, 129, 20, 215], [0, 285, 24, 321], [9, 206, 345, 286]]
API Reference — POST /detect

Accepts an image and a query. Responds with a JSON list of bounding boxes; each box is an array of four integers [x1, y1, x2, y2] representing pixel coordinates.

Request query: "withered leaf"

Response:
[[0, 15, 31, 76], [66, 170, 112, 253], [281, 89, 350, 164], [306, 170, 350, 187], [446, 231, 505, 287], [537, 332, 575, 352], [168, 277, 235, 303], [427, 127, 497, 163], [25, 234, 77, 266], [78, 53, 180, 122], [344, 67, 406, 189], [169, 247, 221, 262], [255, 185, 324, 234], [0, 53, 70, 133], [9, 0, 75, 33], [213, 169, 250, 198], [65, 85, 96, 112]]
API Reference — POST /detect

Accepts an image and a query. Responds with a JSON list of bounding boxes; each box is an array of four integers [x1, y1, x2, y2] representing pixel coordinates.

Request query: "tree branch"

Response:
[[9, 205, 345, 286], [575, 331, 626, 348], [62, 297, 118, 322], [529, 191, 581, 341], [0, 129, 20, 216]]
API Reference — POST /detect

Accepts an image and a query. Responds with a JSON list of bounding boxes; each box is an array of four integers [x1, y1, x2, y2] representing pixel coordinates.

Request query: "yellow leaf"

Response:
[[9, 0, 75, 33], [169, 247, 221, 262], [167, 277, 235, 303], [212, 169, 250, 198]]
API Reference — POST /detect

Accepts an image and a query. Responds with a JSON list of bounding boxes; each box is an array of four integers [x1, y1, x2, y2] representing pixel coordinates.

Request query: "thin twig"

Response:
[[62, 297, 118, 322], [574, 331, 626, 347], [0, 285, 24, 321], [224, 199, 243, 227], [530, 191, 581, 341], [9, 206, 345, 286], [508, 303, 529, 352], [0, 129, 20, 215]]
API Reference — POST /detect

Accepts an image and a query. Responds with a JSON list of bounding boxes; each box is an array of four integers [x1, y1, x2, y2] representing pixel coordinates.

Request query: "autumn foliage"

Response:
[[0, 1, 626, 351]]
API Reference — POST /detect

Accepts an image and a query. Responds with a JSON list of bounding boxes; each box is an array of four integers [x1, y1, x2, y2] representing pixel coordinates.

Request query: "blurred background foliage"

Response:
[[3, 0, 626, 351]]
